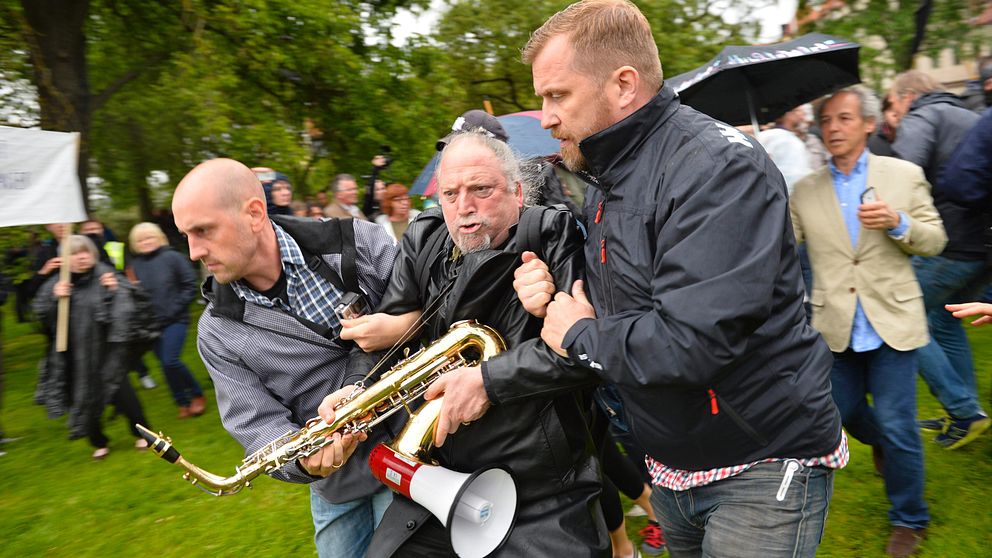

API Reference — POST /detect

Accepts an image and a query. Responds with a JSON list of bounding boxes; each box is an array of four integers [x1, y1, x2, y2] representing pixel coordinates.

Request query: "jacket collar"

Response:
[[579, 84, 680, 190]]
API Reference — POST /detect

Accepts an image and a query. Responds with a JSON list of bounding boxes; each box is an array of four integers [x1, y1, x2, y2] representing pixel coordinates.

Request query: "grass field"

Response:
[[1, 300, 990, 557]]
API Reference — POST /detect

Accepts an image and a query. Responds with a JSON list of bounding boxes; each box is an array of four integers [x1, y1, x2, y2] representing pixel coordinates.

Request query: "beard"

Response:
[[560, 142, 589, 172], [452, 215, 495, 254], [554, 95, 614, 173]]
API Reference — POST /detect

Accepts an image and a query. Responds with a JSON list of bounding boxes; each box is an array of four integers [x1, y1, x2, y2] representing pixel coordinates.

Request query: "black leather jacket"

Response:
[[360, 206, 608, 557]]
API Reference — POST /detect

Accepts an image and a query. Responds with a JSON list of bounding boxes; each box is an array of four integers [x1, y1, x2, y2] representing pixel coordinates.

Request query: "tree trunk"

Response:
[[127, 119, 154, 220], [20, 0, 91, 211]]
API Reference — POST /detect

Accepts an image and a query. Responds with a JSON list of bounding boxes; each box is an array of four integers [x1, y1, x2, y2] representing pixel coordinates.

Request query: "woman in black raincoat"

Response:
[[33, 235, 151, 459]]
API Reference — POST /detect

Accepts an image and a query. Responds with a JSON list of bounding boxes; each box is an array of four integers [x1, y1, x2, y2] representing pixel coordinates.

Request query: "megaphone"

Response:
[[369, 444, 518, 558]]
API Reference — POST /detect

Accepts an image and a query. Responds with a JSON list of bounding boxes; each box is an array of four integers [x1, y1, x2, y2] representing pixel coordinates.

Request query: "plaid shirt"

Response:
[[231, 222, 344, 332], [647, 430, 849, 491]]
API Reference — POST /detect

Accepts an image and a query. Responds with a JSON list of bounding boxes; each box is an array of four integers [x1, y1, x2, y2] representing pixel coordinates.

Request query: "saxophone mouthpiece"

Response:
[[136, 424, 181, 464]]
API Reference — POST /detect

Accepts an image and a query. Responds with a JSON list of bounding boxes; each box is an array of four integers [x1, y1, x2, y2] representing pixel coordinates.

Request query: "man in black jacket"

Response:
[[489, 1, 845, 557], [888, 70, 990, 449], [325, 131, 608, 557]]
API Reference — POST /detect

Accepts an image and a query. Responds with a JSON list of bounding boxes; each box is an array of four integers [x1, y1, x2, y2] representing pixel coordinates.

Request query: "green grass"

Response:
[[1, 300, 991, 557]]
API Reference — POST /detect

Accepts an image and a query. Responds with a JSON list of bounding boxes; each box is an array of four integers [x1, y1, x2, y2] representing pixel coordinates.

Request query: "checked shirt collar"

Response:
[[230, 222, 344, 332]]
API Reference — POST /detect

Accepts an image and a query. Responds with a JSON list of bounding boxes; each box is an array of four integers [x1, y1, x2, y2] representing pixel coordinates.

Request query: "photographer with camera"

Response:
[[363, 147, 393, 221]]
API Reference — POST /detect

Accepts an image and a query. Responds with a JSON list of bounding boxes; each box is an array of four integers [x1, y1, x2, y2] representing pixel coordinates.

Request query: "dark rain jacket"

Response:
[[491, 86, 841, 472], [130, 246, 198, 325], [360, 206, 608, 558], [937, 107, 992, 207], [893, 91, 984, 261], [33, 262, 131, 438]]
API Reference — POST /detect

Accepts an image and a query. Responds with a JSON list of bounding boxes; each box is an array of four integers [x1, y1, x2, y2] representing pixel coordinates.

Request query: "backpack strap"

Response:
[[335, 218, 360, 295], [271, 214, 359, 296], [516, 205, 560, 261]]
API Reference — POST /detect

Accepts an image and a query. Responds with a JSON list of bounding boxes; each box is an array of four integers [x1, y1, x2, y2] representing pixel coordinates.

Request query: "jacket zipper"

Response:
[[595, 199, 617, 314], [707, 388, 769, 446]]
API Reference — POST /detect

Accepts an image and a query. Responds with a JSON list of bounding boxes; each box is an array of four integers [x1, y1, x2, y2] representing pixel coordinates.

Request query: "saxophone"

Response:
[[136, 320, 506, 496]]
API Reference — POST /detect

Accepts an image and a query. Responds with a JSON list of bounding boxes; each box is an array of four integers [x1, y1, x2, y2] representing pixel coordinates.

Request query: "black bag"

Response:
[[125, 280, 162, 344]]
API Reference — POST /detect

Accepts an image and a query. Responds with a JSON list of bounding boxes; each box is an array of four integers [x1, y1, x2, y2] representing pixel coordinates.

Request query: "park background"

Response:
[[2, 1, 992, 556]]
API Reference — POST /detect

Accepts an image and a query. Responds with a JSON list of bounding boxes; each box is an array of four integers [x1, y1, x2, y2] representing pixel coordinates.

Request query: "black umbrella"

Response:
[[665, 33, 861, 130]]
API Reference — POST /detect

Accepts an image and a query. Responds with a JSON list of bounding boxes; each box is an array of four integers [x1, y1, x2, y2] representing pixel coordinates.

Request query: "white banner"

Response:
[[0, 126, 87, 227]]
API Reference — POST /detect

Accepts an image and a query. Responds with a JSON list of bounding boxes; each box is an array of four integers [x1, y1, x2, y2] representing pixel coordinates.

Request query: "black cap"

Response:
[[436, 109, 509, 151]]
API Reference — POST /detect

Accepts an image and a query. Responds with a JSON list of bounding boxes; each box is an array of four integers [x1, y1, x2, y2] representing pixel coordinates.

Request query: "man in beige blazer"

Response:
[[323, 174, 367, 220], [790, 85, 947, 558]]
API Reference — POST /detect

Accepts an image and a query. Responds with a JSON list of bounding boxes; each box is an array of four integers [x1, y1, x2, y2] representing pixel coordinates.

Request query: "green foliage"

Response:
[[433, 0, 758, 114], [802, 0, 982, 87]]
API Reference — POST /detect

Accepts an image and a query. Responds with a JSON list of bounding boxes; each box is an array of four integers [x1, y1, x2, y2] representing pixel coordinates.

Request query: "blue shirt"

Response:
[[828, 149, 908, 352]]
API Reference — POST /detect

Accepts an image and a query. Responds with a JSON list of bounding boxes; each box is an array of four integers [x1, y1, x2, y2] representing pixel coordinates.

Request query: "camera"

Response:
[[334, 292, 369, 321], [377, 145, 393, 170]]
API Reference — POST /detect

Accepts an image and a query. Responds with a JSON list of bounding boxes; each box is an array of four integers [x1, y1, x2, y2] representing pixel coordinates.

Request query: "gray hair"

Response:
[[67, 234, 99, 258], [890, 70, 943, 98], [818, 84, 881, 124], [330, 174, 356, 193], [437, 130, 541, 205]]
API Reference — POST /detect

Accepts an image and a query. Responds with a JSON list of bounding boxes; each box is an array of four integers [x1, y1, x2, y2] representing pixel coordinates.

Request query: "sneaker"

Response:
[[92, 447, 110, 460], [934, 413, 991, 449], [139, 375, 157, 390], [626, 504, 648, 517], [134, 438, 150, 450], [918, 417, 949, 432], [639, 520, 667, 556]]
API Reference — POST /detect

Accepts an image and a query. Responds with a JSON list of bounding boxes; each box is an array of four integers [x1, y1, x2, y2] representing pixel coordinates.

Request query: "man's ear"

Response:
[[615, 66, 640, 110], [865, 117, 878, 135], [246, 197, 267, 230], [514, 181, 524, 208]]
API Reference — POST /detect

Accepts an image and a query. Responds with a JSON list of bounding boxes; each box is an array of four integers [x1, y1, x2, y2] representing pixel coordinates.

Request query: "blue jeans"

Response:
[[831, 346, 929, 529], [912, 255, 986, 418], [311, 485, 392, 558], [650, 462, 833, 557], [154, 322, 203, 407]]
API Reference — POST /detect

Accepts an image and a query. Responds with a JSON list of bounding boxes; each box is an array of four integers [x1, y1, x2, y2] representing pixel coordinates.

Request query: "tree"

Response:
[[432, 0, 758, 115], [801, 0, 981, 87]]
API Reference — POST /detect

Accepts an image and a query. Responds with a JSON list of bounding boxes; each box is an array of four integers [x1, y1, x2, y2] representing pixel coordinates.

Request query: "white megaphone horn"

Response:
[[369, 444, 518, 558]]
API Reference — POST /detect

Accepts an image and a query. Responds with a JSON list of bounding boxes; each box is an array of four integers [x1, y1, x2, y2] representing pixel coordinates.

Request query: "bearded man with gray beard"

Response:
[[327, 130, 608, 557]]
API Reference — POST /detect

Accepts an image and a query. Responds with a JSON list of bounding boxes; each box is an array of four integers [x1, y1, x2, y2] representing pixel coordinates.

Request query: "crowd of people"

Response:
[[3, 1, 992, 557]]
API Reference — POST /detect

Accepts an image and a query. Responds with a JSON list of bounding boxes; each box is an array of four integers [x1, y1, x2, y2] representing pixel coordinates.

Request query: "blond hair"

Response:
[[128, 222, 168, 253], [523, 0, 662, 92]]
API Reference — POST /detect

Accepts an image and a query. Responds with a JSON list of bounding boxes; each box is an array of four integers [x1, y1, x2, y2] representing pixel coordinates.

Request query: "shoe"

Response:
[[886, 526, 925, 557], [639, 520, 667, 556], [626, 504, 647, 517], [139, 375, 157, 390], [92, 447, 110, 460], [872, 445, 885, 478], [918, 417, 949, 432], [134, 438, 149, 450], [934, 413, 991, 449], [189, 396, 207, 416], [177, 406, 193, 419]]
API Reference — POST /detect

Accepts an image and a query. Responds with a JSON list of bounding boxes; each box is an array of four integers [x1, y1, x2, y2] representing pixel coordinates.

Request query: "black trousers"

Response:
[[599, 436, 646, 531], [86, 377, 149, 448]]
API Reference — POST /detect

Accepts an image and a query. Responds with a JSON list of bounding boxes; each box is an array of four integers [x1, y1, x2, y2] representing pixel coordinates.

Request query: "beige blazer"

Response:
[[323, 202, 366, 221], [790, 153, 947, 352]]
